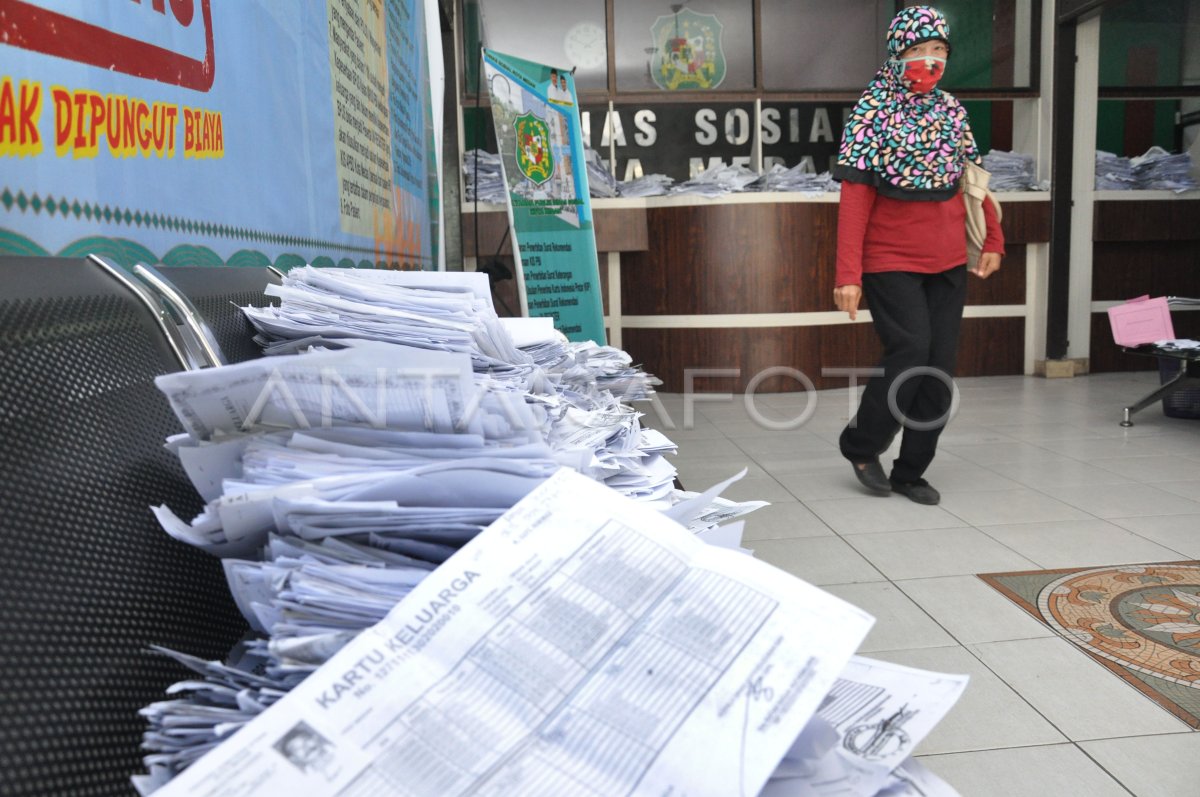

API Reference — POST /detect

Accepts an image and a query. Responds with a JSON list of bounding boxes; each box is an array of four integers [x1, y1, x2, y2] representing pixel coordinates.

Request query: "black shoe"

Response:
[[890, 478, 941, 505], [850, 459, 892, 494]]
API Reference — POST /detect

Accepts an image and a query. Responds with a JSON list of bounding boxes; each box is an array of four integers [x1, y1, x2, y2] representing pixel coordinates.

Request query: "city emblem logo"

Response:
[[650, 9, 726, 91], [514, 113, 554, 185]]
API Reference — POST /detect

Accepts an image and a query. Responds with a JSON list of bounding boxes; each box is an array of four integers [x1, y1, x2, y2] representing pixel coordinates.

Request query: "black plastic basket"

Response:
[[1158, 357, 1200, 419]]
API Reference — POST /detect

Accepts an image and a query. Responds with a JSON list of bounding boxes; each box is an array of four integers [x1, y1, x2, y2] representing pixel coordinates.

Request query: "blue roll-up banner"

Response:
[[0, 0, 443, 271], [482, 49, 606, 345]]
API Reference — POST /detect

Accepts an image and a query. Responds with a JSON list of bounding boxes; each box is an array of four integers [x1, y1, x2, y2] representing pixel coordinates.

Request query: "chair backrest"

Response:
[[148, 265, 283, 365], [0, 256, 248, 796]]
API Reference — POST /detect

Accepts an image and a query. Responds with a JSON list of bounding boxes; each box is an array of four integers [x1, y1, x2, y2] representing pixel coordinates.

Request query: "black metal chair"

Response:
[[0, 256, 248, 796], [134, 264, 283, 366]]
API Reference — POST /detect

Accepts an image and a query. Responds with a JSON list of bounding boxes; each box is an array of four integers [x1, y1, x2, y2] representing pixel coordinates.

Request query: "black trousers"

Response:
[[839, 265, 967, 483]]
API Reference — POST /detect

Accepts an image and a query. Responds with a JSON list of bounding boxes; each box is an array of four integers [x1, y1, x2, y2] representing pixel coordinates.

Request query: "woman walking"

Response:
[[833, 5, 1004, 505]]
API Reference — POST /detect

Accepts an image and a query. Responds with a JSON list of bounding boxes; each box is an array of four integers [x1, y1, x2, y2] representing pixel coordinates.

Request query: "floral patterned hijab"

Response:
[[834, 5, 980, 201]]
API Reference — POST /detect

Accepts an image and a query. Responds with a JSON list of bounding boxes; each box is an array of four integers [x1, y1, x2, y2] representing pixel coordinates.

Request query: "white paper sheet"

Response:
[[153, 468, 873, 797]]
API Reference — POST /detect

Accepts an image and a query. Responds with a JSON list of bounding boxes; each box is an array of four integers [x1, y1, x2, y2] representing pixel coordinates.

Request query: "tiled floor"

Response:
[[644, 372, 1200, 796]]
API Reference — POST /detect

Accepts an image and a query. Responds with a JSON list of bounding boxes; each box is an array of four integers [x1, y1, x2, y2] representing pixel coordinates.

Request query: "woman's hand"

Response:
[[834, 284, 863, 320], [971, 252, 1001, 279]]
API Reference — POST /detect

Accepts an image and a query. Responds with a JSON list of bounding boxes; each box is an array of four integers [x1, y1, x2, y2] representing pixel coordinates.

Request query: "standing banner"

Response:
[[0, 0, 442, 271], [482, 49, 605, 345]]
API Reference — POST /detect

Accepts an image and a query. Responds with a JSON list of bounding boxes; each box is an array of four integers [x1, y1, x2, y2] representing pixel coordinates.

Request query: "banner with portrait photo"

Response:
[[481, 48, 605, 345]]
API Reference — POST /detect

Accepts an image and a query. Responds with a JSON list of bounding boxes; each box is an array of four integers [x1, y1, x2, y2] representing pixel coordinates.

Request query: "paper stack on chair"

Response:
[[138, 268, 971, 796], [141, 470, 970, 797]]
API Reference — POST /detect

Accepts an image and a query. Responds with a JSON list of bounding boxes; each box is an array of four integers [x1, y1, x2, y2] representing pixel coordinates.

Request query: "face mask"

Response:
[[897, 55, 946, 94]]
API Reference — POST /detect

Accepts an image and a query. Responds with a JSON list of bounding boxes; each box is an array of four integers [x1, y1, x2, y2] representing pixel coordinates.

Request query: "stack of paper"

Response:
[[619, 172, 675, 197], [584, 148, 620, 198], [462, 149, 508, 203], [240, 268, 679, 502], [671, 162, 762, 197], [982, 149, 1042, 192], [140, 470, 970, 797], [753, 163, 839, 194], [1131, 146, 1197, 192]]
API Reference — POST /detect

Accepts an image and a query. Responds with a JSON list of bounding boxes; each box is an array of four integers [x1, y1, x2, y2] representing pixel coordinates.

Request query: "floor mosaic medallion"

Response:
[[980, 561, 1200, 728]]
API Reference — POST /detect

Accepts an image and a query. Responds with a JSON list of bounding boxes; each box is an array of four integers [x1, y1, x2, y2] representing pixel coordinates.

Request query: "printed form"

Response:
[[154, 468, 873, 797]]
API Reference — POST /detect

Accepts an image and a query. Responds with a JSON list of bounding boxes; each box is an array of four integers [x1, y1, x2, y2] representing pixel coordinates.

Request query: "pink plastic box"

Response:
[[1107, 295, 1175, 347]]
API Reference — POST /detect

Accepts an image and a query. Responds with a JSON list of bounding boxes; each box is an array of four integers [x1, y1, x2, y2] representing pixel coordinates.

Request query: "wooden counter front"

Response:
[[615, 194, 1050, 392]]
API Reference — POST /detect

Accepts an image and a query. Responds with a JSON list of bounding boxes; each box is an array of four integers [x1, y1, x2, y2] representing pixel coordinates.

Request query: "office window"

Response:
[[471, 0, 608, 92], [916, 0, 1037, 91], [761, 1, 893, 91], [613, 1, 753, 92], [1097, 0, 1200, 157]]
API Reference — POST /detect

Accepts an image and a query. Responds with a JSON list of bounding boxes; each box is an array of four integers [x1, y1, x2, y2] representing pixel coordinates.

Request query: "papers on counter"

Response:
[[753, 164, 839, 194], [463, 149, 507, 204], [149, 468, 877, 797], [981, 149, 1044, 192], [1097, 146, 1198, 192]]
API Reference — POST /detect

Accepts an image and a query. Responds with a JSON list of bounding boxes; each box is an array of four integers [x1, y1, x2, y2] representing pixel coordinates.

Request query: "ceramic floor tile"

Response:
[[986, 458, 1133, 490], [845, 527, 1038, 580], [730, 431, 832, 458], [744, 450, 849, 476], [819, 581, 956, 652], [1079, 733, 1200, 797], [987, 421, 1119, 443], [803, 496, 965, 536], [938, 489, 1093, 526], [1049, 481, 1200, 519], [774, 466, 881, 501], [673, 456, 765, 485], [749, 536, 884, 586], [738, 501, 833, 541], [1108, 513, 1200, 558], [928, 427, 1023, 447], [895, 575, 1056, 644], [978, 518, 1186, 568], [668, 436, 748, 463], [1091, 454, 1200, 483], [1030, 436, 1173, 461], [918, 461, 1025, 493], [969, 637, 1190, 741], [919, 744, 1128, 797], [867, 646, 1067, 754], [1153, 478, 1200, 501], [938, 441, 1072, 466], [719, 475, 797, 503]]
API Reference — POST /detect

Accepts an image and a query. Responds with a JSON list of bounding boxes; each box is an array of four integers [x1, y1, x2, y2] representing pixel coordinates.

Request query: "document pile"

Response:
[[584, 148, 620, 198], [670, 162, 762, 197], [752, 163, 839, 194], [143, 469, 970, 797], [236, 267, 678, 502], [981, 149, 1042, 191], [1130, 146, 1197, 192], [618, 172, 675, 197], [1095, 150, 1137, 190], [462, 149, 508, 203]]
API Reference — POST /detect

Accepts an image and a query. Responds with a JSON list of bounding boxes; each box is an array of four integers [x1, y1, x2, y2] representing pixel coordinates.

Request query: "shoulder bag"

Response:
[[960, 155, 1002, 268]]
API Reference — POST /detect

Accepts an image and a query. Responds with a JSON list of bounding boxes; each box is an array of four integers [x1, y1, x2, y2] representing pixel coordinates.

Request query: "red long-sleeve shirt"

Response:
[[835, 181, 1005, 287]]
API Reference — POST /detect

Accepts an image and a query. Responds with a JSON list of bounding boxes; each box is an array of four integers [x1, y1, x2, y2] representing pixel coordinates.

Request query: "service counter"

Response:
[[464, 192, 1052, 392], [1088, 192, 1200, 373]]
